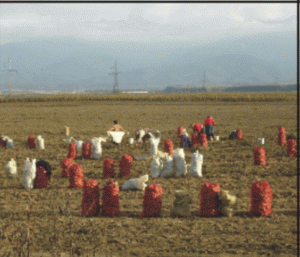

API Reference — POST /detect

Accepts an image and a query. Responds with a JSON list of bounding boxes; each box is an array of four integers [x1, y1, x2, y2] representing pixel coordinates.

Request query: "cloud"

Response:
[[0, 3, 297, 44]]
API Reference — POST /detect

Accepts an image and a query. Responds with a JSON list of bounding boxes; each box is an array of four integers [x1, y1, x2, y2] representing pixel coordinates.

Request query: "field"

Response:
[[0, 93, 297, 257]]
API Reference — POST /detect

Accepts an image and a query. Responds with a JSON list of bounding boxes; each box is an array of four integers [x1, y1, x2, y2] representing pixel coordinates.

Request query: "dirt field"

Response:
[[0, 97, 297, 256]]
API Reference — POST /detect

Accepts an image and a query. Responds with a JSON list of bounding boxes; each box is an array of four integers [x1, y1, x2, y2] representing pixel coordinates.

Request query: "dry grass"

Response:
[[0, 97, 297, 256]]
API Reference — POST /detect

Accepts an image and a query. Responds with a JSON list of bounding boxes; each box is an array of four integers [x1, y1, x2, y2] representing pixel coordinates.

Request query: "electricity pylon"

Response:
[[109, 60, 121, 93], [3, 58, 18, 96]]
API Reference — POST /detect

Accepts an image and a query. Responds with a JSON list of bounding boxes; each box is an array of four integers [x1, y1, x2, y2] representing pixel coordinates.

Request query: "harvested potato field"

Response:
[[0, 93, 297, 257]]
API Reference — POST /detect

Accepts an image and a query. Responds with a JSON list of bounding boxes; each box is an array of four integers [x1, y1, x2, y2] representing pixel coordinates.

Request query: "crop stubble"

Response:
[[0, 97, 297, 256]]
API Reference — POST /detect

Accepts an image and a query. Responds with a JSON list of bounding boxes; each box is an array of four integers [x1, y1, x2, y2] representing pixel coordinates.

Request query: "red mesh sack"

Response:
[[287, 139, 297, 157], [236, 129, 244, 140], [119, 154, 133, 177], [191, 133, 198, 147], [68, 164, 84, 189], [67, 142, 77, 159], [198, 133, 208, 148], [81, 141, 92, 159], [248, 181, 273, 216], [164, 139, 174, 156], [81, 180, 100, 217], [34, 166, 51, 189], [177, 126, 184, 138], [28, 135, 37, 149], [139, 183, 163, 218], [278, 126, 286, 146], [253, 147, 267, 166], [61, 158, 74, 177], [199, 182, 221, 217], [103, 159, 115, 178], [0, 138, 6, 148], [102, 180, 120, 217]]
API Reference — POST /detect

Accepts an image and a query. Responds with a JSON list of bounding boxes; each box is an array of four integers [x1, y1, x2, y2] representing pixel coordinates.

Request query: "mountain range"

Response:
[[0, 30, 297, 92]]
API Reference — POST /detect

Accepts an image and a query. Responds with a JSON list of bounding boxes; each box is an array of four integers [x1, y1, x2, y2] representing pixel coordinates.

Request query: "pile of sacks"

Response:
[[67, 137, 107, 160], [150, 149, 203, 178]]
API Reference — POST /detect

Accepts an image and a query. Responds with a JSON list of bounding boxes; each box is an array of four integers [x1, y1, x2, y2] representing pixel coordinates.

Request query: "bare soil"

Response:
[[0, 100, 297, 256]]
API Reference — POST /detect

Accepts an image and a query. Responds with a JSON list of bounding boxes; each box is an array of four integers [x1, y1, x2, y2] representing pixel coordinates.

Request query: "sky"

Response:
[[0, 3, 297, 45]]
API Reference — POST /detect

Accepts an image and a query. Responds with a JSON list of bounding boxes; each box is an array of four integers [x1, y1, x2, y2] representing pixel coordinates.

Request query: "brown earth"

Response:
[[0, 100, 297, 256]]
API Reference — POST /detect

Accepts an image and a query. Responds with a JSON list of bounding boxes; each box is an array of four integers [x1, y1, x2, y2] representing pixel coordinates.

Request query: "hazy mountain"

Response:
[[0, 31, 296, 92]]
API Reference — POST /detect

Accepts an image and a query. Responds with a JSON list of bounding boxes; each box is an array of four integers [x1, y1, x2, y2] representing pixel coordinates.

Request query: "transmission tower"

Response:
[[202, 71, 208, 92], [3, 58, 18, 96], [109, 60, 121, 93]]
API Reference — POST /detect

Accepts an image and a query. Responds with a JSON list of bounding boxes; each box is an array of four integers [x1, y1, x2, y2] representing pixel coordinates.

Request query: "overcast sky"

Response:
[[0, 3, 297, 44]]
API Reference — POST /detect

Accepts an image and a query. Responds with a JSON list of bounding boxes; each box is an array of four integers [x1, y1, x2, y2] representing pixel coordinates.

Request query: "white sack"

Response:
[[107, 131, 125, 144], [173, 148, 187, 176], [6, 138, 14, 148], [150, 156, 163, 178], [91, 137, 106, 160], [37, 135, 45, 149], [149, 137, 160, 157], [122, 175, 149, 190], [190, 150, 203, 177], [22, 158, 37, 189], [136, 129, 146, 143], [63, 137, 74, 143], [160, 155, 174, 177], [5, 158, 17, 178], [156, 150, 169, 159], [182, 129, 189, 137], [75, 140, 83, 149]]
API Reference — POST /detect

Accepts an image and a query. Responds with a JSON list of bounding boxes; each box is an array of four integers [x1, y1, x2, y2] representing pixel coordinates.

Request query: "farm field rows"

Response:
[[0, 94, 297, 256]]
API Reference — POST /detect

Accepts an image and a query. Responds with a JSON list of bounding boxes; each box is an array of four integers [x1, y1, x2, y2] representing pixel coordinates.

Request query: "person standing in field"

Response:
[[109, 120, 128, 133], [204, 115, 216, 140]]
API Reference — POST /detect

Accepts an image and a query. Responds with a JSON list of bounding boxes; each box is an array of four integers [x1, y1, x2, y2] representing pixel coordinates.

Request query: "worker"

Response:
[[109, 120, 128, 133], [191, 123, 203, 134], [204, 116, 216, 140]]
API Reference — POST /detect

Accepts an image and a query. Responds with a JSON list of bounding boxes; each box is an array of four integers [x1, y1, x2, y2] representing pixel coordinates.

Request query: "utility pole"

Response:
[[109, 60, 121, 93], [202, 71, 207, 92], [3, 58, 18, 96]]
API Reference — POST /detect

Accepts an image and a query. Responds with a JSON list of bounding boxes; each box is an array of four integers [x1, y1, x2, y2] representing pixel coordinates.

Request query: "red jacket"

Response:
[[193, 123, 203, 133], [204, 117, 216, 126]]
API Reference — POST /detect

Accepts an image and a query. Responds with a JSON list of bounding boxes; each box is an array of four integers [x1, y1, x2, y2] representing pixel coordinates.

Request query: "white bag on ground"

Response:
[[22, 158, 37, 189], [6, 137, 14, 148], [5, 158, 17, 178], [107, 131, 125, 144], [173, 148, 187, 176], [150, 156, 163, 178], [63, 137, 74, 143], [182, 129, 189, 137], [190, 150, 203, 177], [37, 135, 45, 149], [122, 175, 149, 190], [149, 137, 160, 157], [91, 137, 106, 159], [75, 140, 83, 149], [160, 155, 174, 177], [218, 189, 239, 217], [156, 150, 169, 159], [137, 129, 146, 143]]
